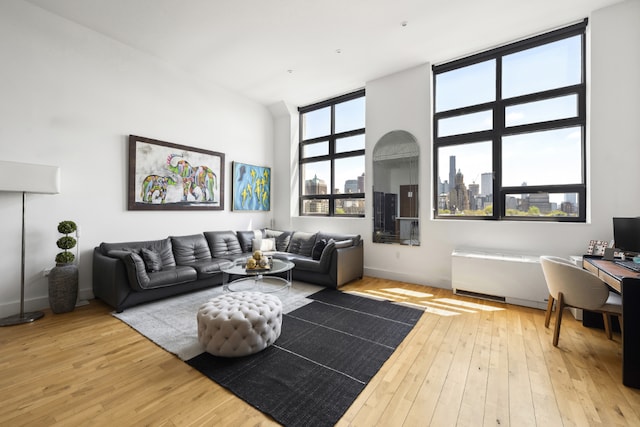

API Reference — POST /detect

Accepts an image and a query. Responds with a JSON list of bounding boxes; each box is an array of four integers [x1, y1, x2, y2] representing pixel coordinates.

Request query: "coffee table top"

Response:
[[221, 258, 294, 276]]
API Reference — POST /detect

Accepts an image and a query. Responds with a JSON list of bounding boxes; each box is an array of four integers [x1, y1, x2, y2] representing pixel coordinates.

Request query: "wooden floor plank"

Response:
[[456, 310, 493, 426]]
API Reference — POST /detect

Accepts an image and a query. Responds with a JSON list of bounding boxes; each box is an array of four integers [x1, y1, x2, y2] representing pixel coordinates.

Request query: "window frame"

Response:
[[298, 89, 366, 217], [432, 20, 587, 222]]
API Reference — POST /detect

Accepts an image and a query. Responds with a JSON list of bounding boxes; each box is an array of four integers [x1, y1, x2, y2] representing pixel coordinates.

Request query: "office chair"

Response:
[[540, 256, 622, 347]]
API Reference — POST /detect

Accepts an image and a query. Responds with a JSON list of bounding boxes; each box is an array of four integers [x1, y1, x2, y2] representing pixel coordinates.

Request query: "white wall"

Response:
[[0, 1, 275, 317], [279, 0, 640, 289]]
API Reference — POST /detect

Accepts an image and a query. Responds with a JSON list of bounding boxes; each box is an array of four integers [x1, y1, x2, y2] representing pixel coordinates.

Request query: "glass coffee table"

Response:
[[221, 258, 295, 293]]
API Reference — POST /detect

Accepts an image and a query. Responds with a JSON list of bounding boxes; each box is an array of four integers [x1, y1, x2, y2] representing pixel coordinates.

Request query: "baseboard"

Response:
[[0, 288, 95, 318], [363, 266, 447, 288]]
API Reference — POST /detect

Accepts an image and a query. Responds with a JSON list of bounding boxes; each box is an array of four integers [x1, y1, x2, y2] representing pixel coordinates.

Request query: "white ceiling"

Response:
[[24, 0, 623, 107]]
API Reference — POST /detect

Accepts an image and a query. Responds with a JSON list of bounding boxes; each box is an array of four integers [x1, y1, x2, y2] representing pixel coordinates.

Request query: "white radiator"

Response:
[[451, 249, 548, 310]]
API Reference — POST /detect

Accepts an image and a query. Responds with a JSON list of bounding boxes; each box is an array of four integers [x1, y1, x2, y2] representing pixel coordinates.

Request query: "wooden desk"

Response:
[[583, 257, 640, 389]]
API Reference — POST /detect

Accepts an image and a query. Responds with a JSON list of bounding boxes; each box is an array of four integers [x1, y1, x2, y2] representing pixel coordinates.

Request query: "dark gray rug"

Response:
[[187, 288, 423, 427]]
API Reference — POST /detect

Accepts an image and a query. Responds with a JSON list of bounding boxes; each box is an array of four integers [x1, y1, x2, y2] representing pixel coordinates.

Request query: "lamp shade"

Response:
[[0, 160, 61, 194]]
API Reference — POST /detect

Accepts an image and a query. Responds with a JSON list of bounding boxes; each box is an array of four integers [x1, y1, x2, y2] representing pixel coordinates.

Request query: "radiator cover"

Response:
[[451, 249, 548, 310]]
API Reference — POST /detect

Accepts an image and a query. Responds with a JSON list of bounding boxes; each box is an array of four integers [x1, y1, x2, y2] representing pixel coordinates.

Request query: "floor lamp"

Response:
[[0, 160, 61, 327]]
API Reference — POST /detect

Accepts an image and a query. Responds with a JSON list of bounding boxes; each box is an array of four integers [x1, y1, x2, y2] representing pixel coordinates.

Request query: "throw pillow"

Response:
[[236, 230, 256, 253], [261, 237, 276, 251], [274, 232, 292, 252], [312, 239, 327, 260], [287, 231, 317, 256], [141, 248, 162, 272], [252, 237, 276, 252], [318, 239, 336, 269]]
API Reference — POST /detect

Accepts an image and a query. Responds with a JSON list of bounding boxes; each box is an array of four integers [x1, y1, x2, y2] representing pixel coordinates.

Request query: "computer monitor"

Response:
[[613, 217, 640, 255]]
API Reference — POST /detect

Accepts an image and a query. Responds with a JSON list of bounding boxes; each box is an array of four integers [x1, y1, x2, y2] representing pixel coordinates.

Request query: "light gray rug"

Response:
[[112, 281, 323, 360]]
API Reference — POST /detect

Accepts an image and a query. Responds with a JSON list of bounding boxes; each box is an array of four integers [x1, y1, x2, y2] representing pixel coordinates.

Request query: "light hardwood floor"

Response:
[[1, 277, 639, 426]]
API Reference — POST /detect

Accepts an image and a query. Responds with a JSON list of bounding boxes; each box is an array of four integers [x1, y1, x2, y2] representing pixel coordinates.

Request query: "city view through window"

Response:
[[437, 153, 580, 218], [299, 91, 366, 216], [434, 22, 586, 220]]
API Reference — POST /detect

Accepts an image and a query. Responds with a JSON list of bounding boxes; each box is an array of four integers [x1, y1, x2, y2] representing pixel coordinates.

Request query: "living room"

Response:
[[1, 0, 638, 320], [1, 0, 639, 424]]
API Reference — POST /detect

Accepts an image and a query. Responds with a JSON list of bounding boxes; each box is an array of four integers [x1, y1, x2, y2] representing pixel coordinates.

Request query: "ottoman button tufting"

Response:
[[197, 291, 283, 357]]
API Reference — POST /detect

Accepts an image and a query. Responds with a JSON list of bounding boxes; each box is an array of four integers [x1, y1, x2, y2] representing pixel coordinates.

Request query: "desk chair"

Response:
[[540, 256, 622, 346]]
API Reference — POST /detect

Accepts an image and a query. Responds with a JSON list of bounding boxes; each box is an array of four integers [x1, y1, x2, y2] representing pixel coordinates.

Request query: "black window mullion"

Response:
[[494, 54, 504, 219]]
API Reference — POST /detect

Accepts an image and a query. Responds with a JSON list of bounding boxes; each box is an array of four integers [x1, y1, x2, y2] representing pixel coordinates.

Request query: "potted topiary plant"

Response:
[[48, 220, 79, 313]]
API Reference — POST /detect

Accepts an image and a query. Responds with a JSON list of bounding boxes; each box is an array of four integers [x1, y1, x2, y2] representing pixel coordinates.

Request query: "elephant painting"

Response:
[[166, 154, 218, 202], [140, 175, 177, 203], [129, 136, 224, 211]]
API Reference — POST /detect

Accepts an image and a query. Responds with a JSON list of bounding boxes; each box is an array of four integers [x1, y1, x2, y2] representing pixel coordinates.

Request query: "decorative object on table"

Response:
[[48, 220, 79, 314], [0, 160, 61, 327], [231, 161, 270, 211], [245, 250, 271, 272], [128, 135, 225, 211]]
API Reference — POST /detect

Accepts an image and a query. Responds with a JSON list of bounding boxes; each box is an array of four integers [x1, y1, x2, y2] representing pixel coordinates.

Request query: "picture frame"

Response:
[[128, 135, 225, 211], [586, 239, 609, 256], [232, 161, 271, 211]]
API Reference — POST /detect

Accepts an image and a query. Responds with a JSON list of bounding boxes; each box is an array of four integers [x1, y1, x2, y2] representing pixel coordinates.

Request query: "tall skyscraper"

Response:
[[357, 173, 365, 193], [481, 172, 493, 197], [344, 179, 358, 193], [449, 156, 456, 195], [305, 174, 327, 195]]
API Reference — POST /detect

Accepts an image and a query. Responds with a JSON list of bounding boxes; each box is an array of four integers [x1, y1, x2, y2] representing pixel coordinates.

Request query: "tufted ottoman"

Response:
[[197, 291, 282, 357]]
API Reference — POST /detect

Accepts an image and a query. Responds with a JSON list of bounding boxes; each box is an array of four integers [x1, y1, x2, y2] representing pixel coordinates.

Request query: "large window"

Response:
[[433, 20, 587, 221], [299, 89, 365, 216]]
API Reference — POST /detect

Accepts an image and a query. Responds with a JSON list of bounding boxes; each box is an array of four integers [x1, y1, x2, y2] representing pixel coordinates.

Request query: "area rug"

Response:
[[187, 288, 423, 427], [112, 281, 323, 360]]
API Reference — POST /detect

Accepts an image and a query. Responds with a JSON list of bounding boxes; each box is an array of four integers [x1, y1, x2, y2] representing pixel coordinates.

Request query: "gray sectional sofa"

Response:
[[92, 229, 363, 312]]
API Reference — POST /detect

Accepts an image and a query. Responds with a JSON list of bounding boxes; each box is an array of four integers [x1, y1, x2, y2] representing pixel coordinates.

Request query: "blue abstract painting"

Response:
[[232, 161, 271, 211]]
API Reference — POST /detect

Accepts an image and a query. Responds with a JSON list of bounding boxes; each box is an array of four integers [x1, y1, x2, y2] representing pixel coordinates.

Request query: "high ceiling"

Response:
[[24, 0, 623, 107]]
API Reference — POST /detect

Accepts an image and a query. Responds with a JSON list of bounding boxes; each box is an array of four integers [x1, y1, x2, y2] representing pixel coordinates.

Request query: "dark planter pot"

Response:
[[48, 263, 78, 314]]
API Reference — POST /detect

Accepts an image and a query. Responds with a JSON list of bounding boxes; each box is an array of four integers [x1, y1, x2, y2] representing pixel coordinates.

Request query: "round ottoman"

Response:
[[197, 291, 282, 357]]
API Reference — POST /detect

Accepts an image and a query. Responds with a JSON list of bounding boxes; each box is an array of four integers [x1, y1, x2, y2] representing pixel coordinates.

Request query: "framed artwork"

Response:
[[232, 161, 271, 211], [586, 239, 609, 256], [128, 135, 225, 210]]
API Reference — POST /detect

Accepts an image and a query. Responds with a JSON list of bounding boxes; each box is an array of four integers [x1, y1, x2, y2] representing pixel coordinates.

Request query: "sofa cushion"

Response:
[[186, 258, 231, 279], [204, 231, 243, 257], [116, 250, 197, 290], [287, 231, 317, 257], [264, 229, 292, 252], [236, 230, 260, 253], [312, 239, 327, 260], [171, 234, 212, 265], [100, 238, 176, 267], [141, 248, 162, 272], [289, 257, 325, 273], [145, 266, 198, 290]]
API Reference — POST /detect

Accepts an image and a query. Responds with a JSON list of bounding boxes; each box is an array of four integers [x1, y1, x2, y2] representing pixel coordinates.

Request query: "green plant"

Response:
[[55, 220, 77, 264]]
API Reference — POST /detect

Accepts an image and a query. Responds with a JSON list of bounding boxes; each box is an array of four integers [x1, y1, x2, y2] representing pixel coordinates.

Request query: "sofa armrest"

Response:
[[331, 241, 364, 287], [92, 248, 134, 312]]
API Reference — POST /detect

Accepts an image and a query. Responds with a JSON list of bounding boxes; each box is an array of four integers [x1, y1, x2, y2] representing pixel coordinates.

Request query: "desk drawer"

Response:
[[583, 259, 622, 292], [599, 271, 622, 293], [584, 260, 599, 275]]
